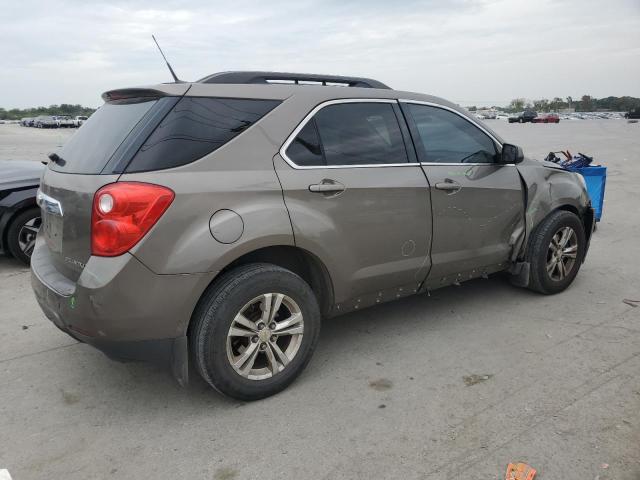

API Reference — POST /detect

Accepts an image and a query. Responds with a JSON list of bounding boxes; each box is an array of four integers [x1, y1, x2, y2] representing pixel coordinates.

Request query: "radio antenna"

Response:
[[152, 35, 182, 83]]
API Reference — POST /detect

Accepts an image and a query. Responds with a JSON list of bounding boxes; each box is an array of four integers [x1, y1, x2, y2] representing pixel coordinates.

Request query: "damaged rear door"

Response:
[[401, 101, 524, 284], [275, 99, 432, 308]]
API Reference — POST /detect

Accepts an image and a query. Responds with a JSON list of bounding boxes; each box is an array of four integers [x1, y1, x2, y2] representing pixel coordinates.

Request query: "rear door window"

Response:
[[124, 97, 280, 173], [315, 103, 408, 166], [51, 100, 158, 174], [285, 102, 408, 167]]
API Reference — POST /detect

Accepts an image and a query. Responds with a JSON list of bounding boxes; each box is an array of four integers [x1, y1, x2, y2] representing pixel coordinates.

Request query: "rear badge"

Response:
[[64, 257, 86, 270], [36, 190, 64, 217]]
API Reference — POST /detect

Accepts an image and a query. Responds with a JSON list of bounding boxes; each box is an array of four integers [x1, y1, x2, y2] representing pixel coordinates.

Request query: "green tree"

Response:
[[508, 98, 525, 112], [578, 95, 594, 112], [550, 97, 564, 111], [533, 99, 550, 112]]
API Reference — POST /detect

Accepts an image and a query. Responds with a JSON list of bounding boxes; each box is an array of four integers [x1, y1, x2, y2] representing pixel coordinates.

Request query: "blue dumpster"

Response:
[[567, 165, 607, 221]]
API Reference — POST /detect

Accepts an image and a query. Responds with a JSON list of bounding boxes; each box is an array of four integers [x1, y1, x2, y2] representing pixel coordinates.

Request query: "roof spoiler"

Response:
[[197, 71, 390, 89], [101, 88, 168, 103]]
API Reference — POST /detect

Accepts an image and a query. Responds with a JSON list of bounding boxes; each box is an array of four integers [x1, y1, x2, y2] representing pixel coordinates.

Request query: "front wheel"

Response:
[[526, 210, 586, 294], [190, 263, 321, 400]]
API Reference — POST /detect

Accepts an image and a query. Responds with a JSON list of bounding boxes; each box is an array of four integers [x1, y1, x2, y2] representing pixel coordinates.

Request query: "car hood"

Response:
[[0, 160, 44, 190]]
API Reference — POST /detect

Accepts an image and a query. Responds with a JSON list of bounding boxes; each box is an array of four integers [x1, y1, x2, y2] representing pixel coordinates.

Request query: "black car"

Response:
[[508, 110, 538, 123], [0, 161, 43, 264], [625, 109, 640, 119]]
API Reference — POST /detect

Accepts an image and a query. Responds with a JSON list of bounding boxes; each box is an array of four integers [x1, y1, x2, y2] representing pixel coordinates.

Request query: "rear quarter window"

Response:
[[124, 97, 281, 173]]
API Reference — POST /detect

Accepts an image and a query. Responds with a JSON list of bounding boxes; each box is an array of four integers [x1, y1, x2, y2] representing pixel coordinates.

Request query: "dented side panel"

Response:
[[273, 154, 432, 306], [514, 158, 592, 261], [422, 163, 525, 285]]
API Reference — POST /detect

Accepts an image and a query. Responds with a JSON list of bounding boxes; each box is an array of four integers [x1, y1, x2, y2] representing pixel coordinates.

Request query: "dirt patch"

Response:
[[369, 378, 393, 391], [60, 389, 80, 405], [462, 374, 493, 386], [214, 467, 238, 480]]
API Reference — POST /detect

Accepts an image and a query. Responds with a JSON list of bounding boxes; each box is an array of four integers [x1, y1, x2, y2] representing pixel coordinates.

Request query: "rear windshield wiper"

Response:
[[46, 152, 66, 166]]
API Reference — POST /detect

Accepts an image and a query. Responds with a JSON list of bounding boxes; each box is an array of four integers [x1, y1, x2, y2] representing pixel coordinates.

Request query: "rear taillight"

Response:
[[91, 182, 174, 257]]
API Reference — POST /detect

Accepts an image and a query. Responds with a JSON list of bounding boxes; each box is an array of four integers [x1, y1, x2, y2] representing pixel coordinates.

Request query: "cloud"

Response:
[[1, 0, 639, 108]]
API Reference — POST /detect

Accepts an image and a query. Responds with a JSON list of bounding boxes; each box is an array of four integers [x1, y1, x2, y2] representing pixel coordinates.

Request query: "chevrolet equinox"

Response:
[[31, 71, 595, 400]]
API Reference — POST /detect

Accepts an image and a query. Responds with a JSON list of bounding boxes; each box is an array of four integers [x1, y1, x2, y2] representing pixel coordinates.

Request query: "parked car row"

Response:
[[503, 111, 629, 122], [20, 115, 88, 128]]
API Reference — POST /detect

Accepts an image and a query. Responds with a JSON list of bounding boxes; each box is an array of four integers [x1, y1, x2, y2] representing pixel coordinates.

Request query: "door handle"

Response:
[[434, 179, 461, 194], [309, 180, 345, 194]]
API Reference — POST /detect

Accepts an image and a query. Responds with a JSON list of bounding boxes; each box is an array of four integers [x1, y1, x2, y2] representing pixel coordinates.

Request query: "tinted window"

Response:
[[316, 103, 408, 166], [125, 97, 280, 172], [52, 100, 158, 173], [286, 102, 408, 167], [407, 104, 497, 164], [285, 120, 323, 167]]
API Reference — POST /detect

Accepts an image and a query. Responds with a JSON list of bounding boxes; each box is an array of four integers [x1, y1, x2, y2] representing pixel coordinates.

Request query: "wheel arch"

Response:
[[186, 245, 335, 340], [221, 245, 334, 317], [0, 193, 39, 253]]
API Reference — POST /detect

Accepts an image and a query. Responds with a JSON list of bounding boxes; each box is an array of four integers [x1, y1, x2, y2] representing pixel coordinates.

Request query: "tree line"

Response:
[[504, 95, 640, 113], [0, 104, 96, 120]]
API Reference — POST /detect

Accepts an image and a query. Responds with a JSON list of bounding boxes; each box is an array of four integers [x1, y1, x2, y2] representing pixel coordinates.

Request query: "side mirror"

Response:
[[501, 143, 524, 164]]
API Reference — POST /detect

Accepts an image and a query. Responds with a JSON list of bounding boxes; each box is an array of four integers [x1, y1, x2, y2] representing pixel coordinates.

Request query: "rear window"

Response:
[[124, 97, 281, 173], [51, 100, 158, 174]]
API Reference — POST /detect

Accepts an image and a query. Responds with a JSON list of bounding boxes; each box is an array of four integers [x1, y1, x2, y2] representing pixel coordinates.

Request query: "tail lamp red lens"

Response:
[[91, 182, 174, 257]]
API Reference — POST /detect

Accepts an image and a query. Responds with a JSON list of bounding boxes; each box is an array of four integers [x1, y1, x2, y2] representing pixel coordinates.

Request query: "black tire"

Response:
[[190, 263, 321, 401], [526, 210, 586, 294], [6, 208, 41, 265]]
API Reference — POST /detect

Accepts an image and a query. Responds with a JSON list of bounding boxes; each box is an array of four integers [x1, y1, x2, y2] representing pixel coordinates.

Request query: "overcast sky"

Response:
[[2, 0, 639, 109]]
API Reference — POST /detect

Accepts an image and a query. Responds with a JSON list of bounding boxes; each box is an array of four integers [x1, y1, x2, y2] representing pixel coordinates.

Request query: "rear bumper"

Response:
[[30, 236, 215, 384]]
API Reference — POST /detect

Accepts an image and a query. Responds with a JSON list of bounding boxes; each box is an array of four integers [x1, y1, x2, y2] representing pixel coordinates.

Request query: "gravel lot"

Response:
[[0, 120, 639, 480]]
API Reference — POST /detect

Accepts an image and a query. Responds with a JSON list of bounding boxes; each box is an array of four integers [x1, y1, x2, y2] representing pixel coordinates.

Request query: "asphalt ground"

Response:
[[0, 120, 638, 479]]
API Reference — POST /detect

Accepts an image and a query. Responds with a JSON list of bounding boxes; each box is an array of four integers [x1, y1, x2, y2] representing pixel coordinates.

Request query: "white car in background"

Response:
[[55, 115, 74, 128], [72, 115, 88, 127]]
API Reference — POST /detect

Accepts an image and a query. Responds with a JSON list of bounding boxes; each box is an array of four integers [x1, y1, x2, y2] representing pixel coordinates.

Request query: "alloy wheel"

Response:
[[226, 293, 304, 381], [17, 216, 41, 258], [546, 226, 578, 281]]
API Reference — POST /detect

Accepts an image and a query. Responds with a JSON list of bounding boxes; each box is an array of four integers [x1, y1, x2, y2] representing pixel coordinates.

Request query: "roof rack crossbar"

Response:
[[197, 71, 390, 89]]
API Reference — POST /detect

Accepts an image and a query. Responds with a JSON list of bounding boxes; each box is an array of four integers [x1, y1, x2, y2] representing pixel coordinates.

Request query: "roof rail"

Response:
[[197, 71, 390, 89]]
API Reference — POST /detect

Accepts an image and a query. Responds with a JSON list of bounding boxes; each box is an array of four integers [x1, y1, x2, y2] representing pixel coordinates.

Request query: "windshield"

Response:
[[50, 100, 158, 174]]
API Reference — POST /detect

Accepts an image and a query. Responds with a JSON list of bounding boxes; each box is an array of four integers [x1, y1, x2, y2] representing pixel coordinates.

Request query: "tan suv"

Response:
[[31, 71, 594, 400]]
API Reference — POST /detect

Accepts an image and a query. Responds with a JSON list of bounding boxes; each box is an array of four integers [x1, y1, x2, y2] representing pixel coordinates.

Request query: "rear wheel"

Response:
[[526, 210, 586, 294], [190, 263, 321, 400], [7, 208, 41, 265]]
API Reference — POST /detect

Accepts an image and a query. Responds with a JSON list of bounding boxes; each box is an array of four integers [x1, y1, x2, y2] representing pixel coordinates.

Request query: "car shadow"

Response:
[[0, 253, 29, 273], [64, 274, 531, 412]]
